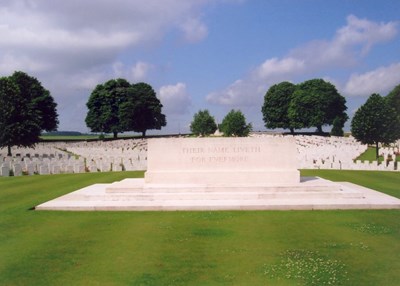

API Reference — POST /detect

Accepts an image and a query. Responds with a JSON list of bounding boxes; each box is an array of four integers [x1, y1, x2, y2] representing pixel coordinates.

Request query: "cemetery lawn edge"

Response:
[[0, 170, 399, 285]]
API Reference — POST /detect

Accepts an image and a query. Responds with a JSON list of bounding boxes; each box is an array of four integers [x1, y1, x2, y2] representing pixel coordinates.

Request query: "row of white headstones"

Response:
[[0, 136, 399, 176], [0, 139, 147, 176], [292, 135, 399, 171]]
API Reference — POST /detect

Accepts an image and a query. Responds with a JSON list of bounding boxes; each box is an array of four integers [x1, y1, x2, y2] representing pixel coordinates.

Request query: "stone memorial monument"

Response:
[[145, 137, 299, 185], [36, 137, 400, 211]]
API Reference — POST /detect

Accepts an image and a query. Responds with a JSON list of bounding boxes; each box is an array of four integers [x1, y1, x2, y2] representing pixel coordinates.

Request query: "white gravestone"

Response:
[[1, 165, 10, 177], [13, 164, 22, 176]]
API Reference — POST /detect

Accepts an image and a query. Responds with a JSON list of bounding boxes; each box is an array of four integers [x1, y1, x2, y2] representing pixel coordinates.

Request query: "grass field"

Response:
[[39, 134, 127, 141], [1, 170, 400, 285], [40, 135, 101, 141], [355, 146, 400, 163]]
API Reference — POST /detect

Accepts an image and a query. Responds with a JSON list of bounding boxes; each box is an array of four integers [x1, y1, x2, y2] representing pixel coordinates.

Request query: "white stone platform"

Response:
[[35, 177, 400, 211]]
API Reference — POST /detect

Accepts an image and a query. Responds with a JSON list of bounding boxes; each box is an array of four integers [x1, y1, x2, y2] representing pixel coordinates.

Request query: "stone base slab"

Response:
[[144, 170, 300, 185], [35, 177, 400, 211]]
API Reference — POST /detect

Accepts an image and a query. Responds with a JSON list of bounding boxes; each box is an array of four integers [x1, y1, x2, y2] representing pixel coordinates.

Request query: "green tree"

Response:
[[330, 116, 345, 137], [0, 72, 58, 156], [119, 82, 166, 137], [10, 71, 59, 132], [351, 93, 400, 160], [288, 79, 347, 133], [220, 109, 252, 137], [190, 109, 217, 136], [386, 84, 400, 119], [85, 78, 131, 138], [262, 81, 298, 134]]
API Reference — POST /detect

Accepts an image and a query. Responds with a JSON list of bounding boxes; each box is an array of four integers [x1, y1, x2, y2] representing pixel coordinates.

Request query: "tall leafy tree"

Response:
[[85, 78, 131, 138], [190, 109, 217, 136], [220, 109, 252, 137], [330, 116, 346, 137], [119, 82, 166, 137], [10, 71, 59, 132], [0, 72, 58, 156], [262, 81, 298, 134], [288, 79, 347, 133], [386, 84, 400, 119], [351, 93, 400, 160]]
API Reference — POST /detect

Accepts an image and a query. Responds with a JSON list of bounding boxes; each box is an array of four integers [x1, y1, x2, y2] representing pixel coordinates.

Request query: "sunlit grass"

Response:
[[355, 146, 400, 163], [0, 170, 399, 285]]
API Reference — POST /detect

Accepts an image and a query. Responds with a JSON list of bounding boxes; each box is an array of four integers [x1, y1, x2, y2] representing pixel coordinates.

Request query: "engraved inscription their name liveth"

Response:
[[182, 145, 261, 164], [182, 146, 261, 154], [145, 137, 300, 184]]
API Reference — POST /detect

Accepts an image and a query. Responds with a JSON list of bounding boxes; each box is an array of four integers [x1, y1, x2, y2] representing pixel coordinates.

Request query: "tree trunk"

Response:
[[289, 127, 294, 135], [113, 132, 118, 139], [7, 145, 12, 156], [142, 130, 146, 138], [375, 141, 379, 162], [317, 125, 323, 134]]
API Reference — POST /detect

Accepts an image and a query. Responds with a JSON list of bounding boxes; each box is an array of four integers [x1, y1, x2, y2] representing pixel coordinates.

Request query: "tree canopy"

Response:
[[220, 109, 252, 137], [288, 79, 347, 133], [86, 79, 166, 138], [262, 81, 297, 134], [330, 116, 346, 137], [119, 82, 166, 137], [386, 84, 400, 119], [190, 109, 217, 136], [0, 71, 58, 156], [351, 93, 400, 160], [85, 78, 131, 138]]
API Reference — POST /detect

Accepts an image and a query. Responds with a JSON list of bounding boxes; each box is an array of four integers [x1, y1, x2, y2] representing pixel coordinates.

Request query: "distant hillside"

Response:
[[42, 131, 83, 136]]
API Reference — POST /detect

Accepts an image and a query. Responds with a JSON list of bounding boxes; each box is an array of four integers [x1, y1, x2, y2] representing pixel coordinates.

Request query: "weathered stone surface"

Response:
[[35, 137, 400, 211], [145, 137, 299, 185], [1, 165, 9, 177], [13, 163, 22, 176]]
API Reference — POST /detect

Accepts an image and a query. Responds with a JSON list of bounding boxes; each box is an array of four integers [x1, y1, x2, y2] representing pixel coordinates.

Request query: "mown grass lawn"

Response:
[[355, 146, 400, 164], [1, 170, 400, 285]]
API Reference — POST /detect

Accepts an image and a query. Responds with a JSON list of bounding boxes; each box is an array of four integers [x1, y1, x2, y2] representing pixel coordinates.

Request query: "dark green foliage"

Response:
[[220, 109, 252, 137], [119, 82, 166, 137], [190, 109, 217, 136], [351, 93, 400, 159], [10, 71, 58, 132], [330, 116, 346, 137], [0, 72, 58, 155], [85, 78, 131, 138], [288, 79, 347, 133], [386, 84, 400, 119], [262, 81, 298, 133]]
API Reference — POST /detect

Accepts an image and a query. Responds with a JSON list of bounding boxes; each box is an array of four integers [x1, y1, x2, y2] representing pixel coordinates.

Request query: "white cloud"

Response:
[[255, 57, 306, 81], [336, 15, 397, 53], [0, 1, 209, 76], [206, 79, 264, 106], [287, 15, 398, 70], [131, 62, 153, 82], [0, 53, 51, 75], [0, 0, 223, 77], [207, 15, 398, 107], [180, 18, 208, 43], [344, 63, 400, 96], [159, 83, 192, 115], [112, 61, 153, 82], [0, 0, 239, 131]]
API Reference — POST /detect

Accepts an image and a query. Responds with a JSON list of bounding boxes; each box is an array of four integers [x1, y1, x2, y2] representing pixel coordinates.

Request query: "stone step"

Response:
[[92, 190, 363, 201], [106, 178, 343, 194], [36, 197, 400, 211], [35, 179, 400, 211]]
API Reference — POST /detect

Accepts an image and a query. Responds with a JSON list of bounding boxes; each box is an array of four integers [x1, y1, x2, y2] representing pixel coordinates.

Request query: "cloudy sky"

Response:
[[1, 0, 399, 134]]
